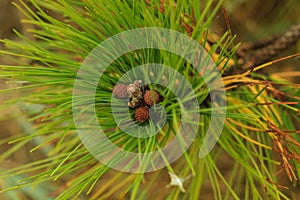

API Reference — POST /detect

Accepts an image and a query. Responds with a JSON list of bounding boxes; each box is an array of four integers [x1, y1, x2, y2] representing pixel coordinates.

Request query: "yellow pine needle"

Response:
[[227, 118, 265, 132], [247, 84, 283, 125], [272, 71, 300, 78], [223, 52, 300, 84], [225, 121, 272, 150], [251, 52, 300, 73]]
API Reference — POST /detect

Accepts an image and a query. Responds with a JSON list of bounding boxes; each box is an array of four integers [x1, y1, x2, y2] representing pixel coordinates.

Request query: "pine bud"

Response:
[[113, 83, 128, 98], [144, 90, 159, 106], [135, 106, 149, 122]]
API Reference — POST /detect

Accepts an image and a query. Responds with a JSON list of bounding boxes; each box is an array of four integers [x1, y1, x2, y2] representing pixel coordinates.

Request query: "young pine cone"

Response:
[[113, 83, 128, 99], [144, 90, 160, 106], [135, 106, 149, 123]]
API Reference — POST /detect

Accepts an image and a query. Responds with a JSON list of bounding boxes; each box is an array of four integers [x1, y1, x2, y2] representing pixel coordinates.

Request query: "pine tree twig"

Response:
[[237, 24, 300, 71]]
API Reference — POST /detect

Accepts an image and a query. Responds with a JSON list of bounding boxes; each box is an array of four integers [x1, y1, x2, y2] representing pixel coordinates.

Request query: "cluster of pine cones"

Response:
[[112, 80, 162, 123]]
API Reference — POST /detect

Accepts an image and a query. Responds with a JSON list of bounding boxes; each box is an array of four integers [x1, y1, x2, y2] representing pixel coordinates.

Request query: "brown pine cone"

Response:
[[113, 83, 128, 98], [144, 90, 159, 106], [135, 106, 149, 122]]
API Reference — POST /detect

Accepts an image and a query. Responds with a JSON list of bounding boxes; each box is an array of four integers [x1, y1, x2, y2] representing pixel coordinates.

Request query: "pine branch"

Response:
[[237, 24, 300, 71]]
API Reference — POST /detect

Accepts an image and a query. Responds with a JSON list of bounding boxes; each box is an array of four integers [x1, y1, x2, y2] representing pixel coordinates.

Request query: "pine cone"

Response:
[[135, 106, 149, 122], [113, 83, 128, 99], [144, 90, 160, 106]]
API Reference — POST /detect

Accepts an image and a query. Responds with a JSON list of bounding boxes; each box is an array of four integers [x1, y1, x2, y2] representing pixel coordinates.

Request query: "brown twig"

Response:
[[268, 119, 300, 182], [237, 24, 300, 71]]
